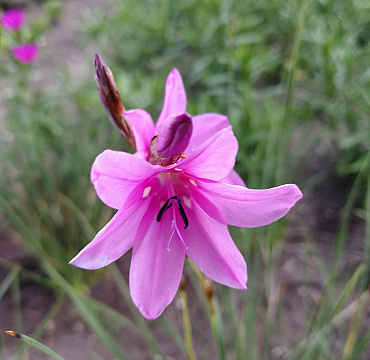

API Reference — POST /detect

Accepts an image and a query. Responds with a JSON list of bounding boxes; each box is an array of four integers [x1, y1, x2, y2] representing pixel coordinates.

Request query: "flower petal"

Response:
[[156, 68, 187, 128], [155, 113, 192, 158], [69, 200, 149, 270], [185, 202, 247, 289], [222, 170, 246, 187], [123, 109, 155, 159], [178, 126, 238, 181], [130, 198, 185, 319], [197, 181, 303, 227], [12, 43, 38, 64], [91, 150, 161, 209], [188, 113, 229, 149], [1, 8, 24, 31]]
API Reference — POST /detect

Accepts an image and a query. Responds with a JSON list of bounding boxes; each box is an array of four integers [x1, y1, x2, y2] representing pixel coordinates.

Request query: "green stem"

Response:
[[109, 264, 160, 356], [180, 286, 197, 360], [207, 297, 225, 360], [188, 260, 224, 359]]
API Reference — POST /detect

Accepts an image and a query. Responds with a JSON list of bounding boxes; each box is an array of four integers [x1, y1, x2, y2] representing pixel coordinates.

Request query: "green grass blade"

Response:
[[90, 350, 106, 360], [0, 265, 20, 300], [0, 257, 56, 290], [109, 264, 161, 355], [5, 332, 66, 360], [11, 270, 22, 357], [276, 0, 309, 182], [156, 316, 186, 355], [8, 296, 65, 360], [326, 263, 366, 323]]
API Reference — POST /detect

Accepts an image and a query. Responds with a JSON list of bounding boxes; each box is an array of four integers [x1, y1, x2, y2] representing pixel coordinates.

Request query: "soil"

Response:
[[0, 1, 369, 359]]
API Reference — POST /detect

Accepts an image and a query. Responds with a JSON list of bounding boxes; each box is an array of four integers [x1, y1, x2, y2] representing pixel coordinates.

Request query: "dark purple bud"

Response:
[[150, 113, 192, 166], [94, 54, 136, 149]]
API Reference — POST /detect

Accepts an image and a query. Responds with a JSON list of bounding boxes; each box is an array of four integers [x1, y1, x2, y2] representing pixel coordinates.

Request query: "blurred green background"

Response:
[[0, 0, 369, 359]]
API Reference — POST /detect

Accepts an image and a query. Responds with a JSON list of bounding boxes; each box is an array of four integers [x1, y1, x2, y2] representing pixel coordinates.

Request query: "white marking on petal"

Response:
[[174, 168, 182, 172], [189, 179, 197, 187], [142, 186, 152, 198], [182, 196, 191, 209]]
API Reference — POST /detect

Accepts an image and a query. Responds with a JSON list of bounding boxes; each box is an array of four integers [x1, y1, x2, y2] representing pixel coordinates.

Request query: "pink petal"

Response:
[[222, 170, 246, 187], [1, 8, 24, 31], [188, 113, 229, 149], [130, 198, 185, 319], [177, 126, 238, 181], [155, 113, 192, 158], [69, 200, 149, 270], [123, 109, 155, 159], [198, 181, 303, 227], [91, 150, 161, 209], [156, 68, 187, 128], [12, 43, 38, 64], [185, 202, 247, 289]]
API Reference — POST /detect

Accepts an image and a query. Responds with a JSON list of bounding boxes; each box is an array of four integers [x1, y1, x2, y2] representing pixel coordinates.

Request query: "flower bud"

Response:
[[150, 113, 192, 166], [94, 54, 136, 149], [202, 279, 216, 300], [179, 276, 186, 291]]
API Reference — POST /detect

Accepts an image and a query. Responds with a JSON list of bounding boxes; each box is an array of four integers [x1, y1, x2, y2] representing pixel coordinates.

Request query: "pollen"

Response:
[[142, 186, 152, 198], [189, 179, 197, 187]]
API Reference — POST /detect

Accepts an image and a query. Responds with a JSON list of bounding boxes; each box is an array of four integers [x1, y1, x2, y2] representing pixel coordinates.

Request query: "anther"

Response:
[[157, 196, 189, 229]]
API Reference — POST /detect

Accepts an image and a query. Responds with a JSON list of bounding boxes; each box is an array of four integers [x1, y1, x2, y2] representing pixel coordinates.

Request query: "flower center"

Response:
[[157, 196, 188, 229], [150, 113, 193, 166], [157, 194, 189, 251]]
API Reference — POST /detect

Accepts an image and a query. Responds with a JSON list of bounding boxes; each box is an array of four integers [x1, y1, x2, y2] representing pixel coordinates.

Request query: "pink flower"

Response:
[[70, 58, 303, 319], [1, 8, 24, 31], [11, 43, 38, 64]]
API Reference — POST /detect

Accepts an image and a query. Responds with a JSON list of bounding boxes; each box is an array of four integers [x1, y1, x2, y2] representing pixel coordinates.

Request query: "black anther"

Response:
[[157, 196, 189, 229]]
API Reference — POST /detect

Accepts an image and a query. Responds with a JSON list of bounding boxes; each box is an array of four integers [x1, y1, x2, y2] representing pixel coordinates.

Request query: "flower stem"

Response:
[[179, 278, 197, 360], [188, 260, 225, 359], [204, 281, 225, 360]]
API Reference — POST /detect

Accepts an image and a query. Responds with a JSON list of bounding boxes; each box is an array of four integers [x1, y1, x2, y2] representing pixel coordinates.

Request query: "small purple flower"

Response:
[[1, 8, 24, 31], [70, 60, 303, 319], [12, 43, 38, 64]]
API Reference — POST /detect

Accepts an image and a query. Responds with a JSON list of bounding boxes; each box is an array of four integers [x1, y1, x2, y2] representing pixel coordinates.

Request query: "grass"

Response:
[[0, 0, 369, 359]]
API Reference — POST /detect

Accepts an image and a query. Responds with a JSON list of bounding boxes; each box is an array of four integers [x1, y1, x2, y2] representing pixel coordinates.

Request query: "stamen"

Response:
[[157, 196, 189, 229], [167, 221, 176, 251], [157, 199, 172, 222], [177, 202, 189, 229], [167, 220, 189, 251]]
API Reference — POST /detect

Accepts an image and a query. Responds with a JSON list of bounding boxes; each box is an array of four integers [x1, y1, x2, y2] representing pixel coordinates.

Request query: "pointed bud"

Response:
[[5, 331, 21, 339], [202, 279, 216, 300], [179, 276, 186, 291], [150, 113, 192, 166], [94, 54, 136, 149]]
